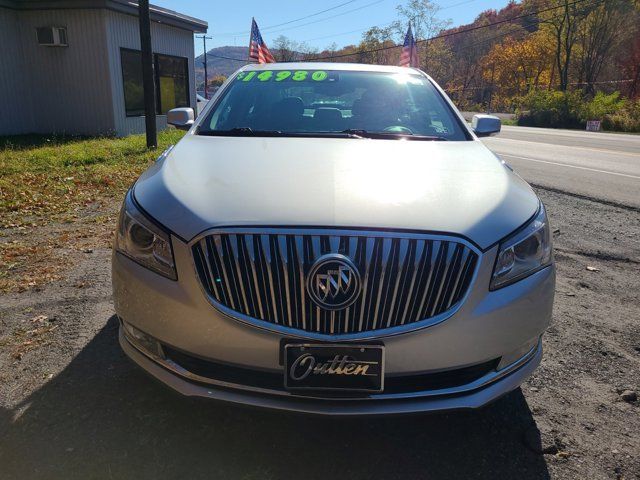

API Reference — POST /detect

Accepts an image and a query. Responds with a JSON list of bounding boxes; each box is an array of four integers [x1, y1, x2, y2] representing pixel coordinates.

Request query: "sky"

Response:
[[152, 0, 509, 56]]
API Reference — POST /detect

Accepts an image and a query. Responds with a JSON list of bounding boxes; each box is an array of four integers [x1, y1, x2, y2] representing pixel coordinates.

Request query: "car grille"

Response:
[[192, 229, 478, 335]]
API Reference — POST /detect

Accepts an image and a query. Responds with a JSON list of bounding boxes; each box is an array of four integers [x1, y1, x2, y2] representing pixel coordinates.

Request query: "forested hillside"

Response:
[[200, 0, 640, 130]]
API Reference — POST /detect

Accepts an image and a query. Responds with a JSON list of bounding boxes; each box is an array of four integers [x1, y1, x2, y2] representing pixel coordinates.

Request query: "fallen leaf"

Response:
[[31, 315, 48, 323]]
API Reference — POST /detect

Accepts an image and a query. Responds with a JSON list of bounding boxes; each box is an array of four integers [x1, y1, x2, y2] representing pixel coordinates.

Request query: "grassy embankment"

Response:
[[0, 129, 185, 292]]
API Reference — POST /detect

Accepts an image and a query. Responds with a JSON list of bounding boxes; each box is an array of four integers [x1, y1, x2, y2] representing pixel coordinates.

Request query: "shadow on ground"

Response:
[[0, 316, 550, 479]]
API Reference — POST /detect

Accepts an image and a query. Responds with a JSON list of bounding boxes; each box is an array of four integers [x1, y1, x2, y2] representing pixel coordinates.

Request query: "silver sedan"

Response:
[[112, 63, 555, 414]]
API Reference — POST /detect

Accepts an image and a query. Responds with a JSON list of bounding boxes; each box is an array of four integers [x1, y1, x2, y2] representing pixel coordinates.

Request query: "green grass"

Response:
[[0, 129, 185, 221]]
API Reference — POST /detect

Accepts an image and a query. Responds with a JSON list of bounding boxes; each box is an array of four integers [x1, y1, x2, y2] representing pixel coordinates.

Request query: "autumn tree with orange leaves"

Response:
[[481, 31, 555, 110]]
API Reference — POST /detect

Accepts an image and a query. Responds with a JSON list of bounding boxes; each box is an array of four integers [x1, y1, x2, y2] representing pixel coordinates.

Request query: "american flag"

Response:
[[399, 24, 418, 68], [249, 18, 275, 64]]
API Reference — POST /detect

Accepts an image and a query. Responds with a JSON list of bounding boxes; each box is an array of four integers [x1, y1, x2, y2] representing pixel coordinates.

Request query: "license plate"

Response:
[[284, 344, 384, 392]]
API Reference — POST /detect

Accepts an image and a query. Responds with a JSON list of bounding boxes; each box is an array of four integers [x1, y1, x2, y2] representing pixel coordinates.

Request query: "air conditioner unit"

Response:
[[36, 27, 68, 47]]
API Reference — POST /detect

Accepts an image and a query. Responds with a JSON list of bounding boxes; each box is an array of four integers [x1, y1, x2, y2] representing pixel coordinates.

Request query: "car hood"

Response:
[[134, 135, 539, 249]]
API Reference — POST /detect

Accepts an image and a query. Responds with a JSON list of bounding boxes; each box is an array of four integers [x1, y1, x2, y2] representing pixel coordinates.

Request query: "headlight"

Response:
[[115, 190, 177, 280], [490, 203, 552, 290]]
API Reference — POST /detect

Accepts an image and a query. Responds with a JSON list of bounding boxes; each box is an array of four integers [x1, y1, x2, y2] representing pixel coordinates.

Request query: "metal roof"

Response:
[[1, 0, 208, 32]]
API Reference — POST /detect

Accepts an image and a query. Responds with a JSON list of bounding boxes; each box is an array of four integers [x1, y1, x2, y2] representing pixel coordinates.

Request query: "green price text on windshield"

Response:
[[235, 70, 329, 82]]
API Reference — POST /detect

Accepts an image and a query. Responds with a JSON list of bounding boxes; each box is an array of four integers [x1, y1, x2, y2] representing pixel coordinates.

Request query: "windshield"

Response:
[[199, 69, 469, 141]]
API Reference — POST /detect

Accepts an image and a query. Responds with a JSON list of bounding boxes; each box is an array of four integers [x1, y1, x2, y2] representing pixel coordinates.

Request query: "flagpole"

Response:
[[248, 17, 254, 63]]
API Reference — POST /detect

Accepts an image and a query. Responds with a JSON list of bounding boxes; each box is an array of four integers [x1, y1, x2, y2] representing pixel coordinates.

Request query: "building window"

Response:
[[120, 49, 189, 117], [155, 54, 189, 114], [121, 49, 145, 116]]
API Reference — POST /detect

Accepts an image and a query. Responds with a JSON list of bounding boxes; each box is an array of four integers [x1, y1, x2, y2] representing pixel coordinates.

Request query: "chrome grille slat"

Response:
[[386, 239, 410, 328], [220, 236, 241, 308], [260, 235, 279, 324], [429, 243, 455, 317], [399, 239, 423, 325], [193, 230, 478, 336], [245, 236, 265, 320], [208, 236, 234, 309], [413, 240, 438, 322], [294, 235, 306, 330], [444, 246, 468, 310], [357, 237, 376, 332], [277, 236, 293, 328], [195, 243, 220, 301], [371, 238, 392, 330], [228, 235, 251, 316]]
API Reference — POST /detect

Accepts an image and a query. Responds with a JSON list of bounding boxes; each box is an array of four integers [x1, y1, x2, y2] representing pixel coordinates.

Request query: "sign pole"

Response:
[[138, 0, 157, 148], [197, 35, 213, 99]]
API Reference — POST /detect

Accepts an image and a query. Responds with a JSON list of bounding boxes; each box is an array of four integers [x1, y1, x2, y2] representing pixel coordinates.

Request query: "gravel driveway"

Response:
[[0, 187, 638, 480]]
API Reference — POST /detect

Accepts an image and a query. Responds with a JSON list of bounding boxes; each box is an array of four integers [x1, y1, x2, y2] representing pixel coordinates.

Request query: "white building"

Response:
[[0, 0, 207, 136]]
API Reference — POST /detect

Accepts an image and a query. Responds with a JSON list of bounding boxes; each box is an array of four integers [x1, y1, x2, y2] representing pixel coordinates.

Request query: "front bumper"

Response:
[[113, 235, 555, 414], [120, 325, 542, 415]]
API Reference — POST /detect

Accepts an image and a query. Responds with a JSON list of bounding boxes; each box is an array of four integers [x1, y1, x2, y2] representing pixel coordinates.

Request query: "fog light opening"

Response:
[[497, 337, 540, 370], [122, 320, 163, 358]]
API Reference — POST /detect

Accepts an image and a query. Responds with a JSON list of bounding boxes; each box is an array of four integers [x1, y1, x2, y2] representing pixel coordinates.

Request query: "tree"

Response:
[[357, 26, 396, 64], [481, 30, 554, 99], [207, 75, 227, 88], [439, 2, 525, 107], [576, 0, 634, 94], [394, 0, 448, 40], [618, 34, 640, 99], [538, 0, 588, 91], [420, 38, 452, 82], [272, 35, 299, 62], [393, 0, 451, 73]]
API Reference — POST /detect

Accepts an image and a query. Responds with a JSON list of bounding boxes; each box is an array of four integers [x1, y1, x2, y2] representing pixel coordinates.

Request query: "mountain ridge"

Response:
[[195, 46, 247, 85]]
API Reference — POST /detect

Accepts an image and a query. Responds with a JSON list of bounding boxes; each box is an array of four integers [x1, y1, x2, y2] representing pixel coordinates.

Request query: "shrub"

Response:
[[515, 90, 584, 129], [580, 92, 626, 122], [601, 99, 640, 133], [514, 90, 638, 131]]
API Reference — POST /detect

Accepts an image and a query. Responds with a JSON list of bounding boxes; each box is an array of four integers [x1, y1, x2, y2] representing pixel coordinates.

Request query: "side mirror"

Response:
[[167, 107, 195, 131], [472, 114, 501, 137]]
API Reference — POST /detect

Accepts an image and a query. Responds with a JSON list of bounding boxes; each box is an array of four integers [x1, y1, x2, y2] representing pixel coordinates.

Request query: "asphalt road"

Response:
[[482, 126, 640, 209]]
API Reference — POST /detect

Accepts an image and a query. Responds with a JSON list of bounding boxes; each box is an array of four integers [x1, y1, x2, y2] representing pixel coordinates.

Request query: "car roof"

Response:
[[239, 62, 422, 75]]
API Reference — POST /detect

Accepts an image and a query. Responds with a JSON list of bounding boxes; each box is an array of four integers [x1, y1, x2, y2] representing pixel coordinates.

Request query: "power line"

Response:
[[201, 52, 247, 62], [305, 0, 600, 61], [300, 0, 477, 43], [262, 0, 388, 37], [447, 78, 635, 92], [202, 0, 603, 65], [203, 17, 539, 64], [203, 3, 526, 63], [216, 0, 361, 36], [571, 79, 634, 85], [262, 0, 360, 30]]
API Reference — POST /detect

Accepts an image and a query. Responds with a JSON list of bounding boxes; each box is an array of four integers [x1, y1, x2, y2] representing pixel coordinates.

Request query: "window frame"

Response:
[[154, 52, 190, 115], [120, 48, 191, 118]]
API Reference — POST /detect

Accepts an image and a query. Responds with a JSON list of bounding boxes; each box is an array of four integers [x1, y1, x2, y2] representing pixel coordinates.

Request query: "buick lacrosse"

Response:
[[113, 63, 555, 414]]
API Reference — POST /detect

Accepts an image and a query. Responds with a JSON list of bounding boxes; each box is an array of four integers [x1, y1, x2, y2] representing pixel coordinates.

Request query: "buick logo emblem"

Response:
[[307, 254, 362, 310]]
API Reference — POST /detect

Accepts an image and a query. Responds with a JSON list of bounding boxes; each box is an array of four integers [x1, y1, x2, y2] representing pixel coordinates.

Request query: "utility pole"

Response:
[[138, 0, 156, 148], [197, 35, 213, 99]]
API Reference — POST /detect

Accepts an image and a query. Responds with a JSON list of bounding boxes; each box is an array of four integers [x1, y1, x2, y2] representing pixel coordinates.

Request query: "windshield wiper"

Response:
[[339, 129, 367, 138], [340, 129, 447, 141], [198, 127, 284, 137], [199, 128, 366, 139], [198, 127, 447, 140]]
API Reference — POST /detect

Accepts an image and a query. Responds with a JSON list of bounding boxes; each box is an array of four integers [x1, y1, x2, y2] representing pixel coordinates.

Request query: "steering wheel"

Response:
[[383, 126, 414, 134]]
